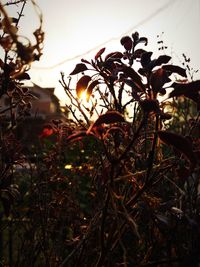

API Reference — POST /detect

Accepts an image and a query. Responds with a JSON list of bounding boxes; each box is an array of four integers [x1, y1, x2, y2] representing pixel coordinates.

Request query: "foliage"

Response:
[[0, 2, 200, 267], [59, 32, 200, 266]]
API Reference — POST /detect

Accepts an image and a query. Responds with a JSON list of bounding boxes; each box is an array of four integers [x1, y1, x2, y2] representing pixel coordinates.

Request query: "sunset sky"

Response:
[[4, 0, 200, 104]]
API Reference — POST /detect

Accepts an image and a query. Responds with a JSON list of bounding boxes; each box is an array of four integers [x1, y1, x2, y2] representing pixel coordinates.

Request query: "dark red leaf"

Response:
[[162, 65, 187, 77], [86, 80, 99, 101], [155, 55, 171, 67], [81, 58, 91, 64], [132, 31, 139, 43], [105, 51, 123, 61], [150, 68, 171, 93], [134, 49, 147, 59], [136, 37, 148, 46], [123, 66, 145, 92], [16, 72, 31, 80], [120, 36, 133, 50], [95, 47, 106, 60], [158, 131, 197, 165], [76, 75, 91, 98], [141, 52, 153, 68], [87, 111, 125, 134], [70, 63, 88, 75], [169, 80, 200, 98]]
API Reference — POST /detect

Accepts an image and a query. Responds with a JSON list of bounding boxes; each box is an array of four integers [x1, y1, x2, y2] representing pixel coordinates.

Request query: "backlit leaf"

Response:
[[16, 72, 31, 80], [95, 47, 106, 60], [136, 37, 148, 46], [134, 49, 147, 59], [86, 80, 99, 101], [76, 75, 91, 98], [105, 51, 123, 61], [158, 131, 196, 164], [120, 36, 133, 50], [70, 63, 88, 75], [162, 64, 187, 77], [150, 68, 171, 93], [141, 52, 153, 68], [169, 80, 200, 98], [123, 66, 145, 92], [155, 55, 171, 67], [87, 111, 125, 134]]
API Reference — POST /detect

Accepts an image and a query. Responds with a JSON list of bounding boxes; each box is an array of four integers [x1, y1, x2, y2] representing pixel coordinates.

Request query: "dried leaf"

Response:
[[158, 131, 196, 164], [95, 47, 106, 60], [162, 64, 187, 77], [70, 63, 88, 75], [76, 75, 91, 98], [87, 111, 125, 134]]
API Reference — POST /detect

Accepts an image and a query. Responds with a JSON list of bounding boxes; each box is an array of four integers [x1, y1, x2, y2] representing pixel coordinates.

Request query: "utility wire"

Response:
[[32, 0, 176, 70]]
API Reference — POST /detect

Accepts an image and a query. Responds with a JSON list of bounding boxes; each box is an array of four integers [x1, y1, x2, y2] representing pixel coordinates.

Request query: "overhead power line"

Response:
[[32, 0, 176, 70]]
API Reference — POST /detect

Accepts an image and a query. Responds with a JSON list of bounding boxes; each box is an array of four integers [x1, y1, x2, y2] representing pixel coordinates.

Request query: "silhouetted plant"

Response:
[[59, 31, 200, 267], [0, 2, 200, 266]]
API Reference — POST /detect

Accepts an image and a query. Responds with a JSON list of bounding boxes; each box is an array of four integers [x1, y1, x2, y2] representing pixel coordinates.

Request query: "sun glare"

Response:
[[79, 90, 89, 103]]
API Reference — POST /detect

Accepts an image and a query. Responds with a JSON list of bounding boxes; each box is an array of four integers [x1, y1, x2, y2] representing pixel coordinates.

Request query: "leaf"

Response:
[[169, 80, 200, 98], [155, 55, 171, 67], [76, 75, 91, 98], [16, 72, 31, 80], [70, 63, 88, 75], [123, 66, 145, 92], [120, 36, 133, 50], [162, 64, 187, 77], [136, 37, 148, 46], [132, 31, 139, 43], [158, 131, 197, 165], [141, 52, 153, 68], [95, 47, 106, 60], [150, 68, 171, 93], [87, 111, 125, 134], [86, 80, 99, 101], [133, 49, 147, 59], [81, 58, 91, 64], [105, 51, 123, 61]]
